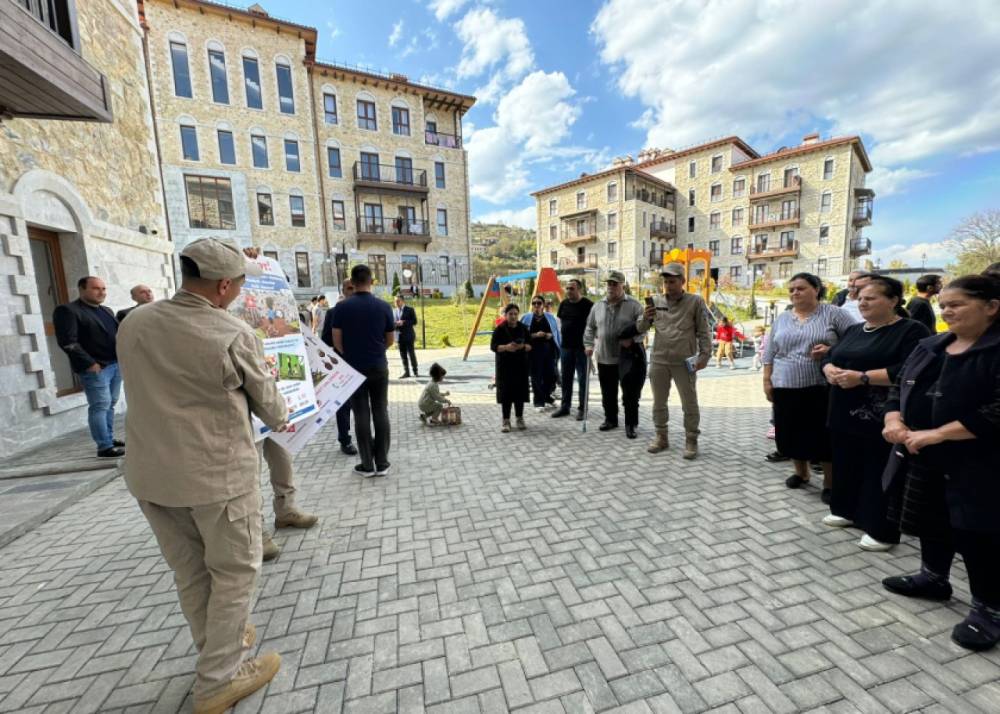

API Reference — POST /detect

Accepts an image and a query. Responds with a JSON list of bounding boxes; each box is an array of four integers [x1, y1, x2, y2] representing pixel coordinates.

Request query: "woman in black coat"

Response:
[[881, 274, 1000, 652], [821, 276, 928, 551], [617, 322, 647, 439], [491, 303, 531, 432]]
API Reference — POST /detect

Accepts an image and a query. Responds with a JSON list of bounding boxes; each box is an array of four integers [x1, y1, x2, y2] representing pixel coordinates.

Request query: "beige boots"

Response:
[[683, 435, 698, 460], [647, 431, 669, 453]]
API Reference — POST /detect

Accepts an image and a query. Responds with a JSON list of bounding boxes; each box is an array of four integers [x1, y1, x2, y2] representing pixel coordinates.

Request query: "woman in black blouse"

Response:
[[821, 276, 928, 550], [881, 275, 1000, 652], [491, 303, 532, 432]]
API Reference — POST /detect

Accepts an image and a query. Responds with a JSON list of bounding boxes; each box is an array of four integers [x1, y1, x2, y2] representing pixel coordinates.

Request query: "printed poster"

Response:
[[266, 326, 366, 454], [229, 256, 318, 436]]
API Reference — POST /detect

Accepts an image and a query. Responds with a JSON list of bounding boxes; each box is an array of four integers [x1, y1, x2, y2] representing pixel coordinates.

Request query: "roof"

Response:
[[730, 135, 873, 172], [531, 166, 675, 198], [312, 61, 476, 114]]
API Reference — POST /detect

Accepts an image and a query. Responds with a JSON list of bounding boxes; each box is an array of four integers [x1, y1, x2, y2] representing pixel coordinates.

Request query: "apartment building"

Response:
[[534, 133, 873, 287], [141, 0, 476, 293]]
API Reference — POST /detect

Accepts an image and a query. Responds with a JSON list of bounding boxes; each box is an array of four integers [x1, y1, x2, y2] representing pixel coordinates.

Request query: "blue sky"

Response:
[[272, 0, 999, 267]]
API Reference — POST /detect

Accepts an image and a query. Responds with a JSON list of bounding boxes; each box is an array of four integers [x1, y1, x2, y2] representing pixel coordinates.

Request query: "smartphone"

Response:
[[644, 296, 655, 308]]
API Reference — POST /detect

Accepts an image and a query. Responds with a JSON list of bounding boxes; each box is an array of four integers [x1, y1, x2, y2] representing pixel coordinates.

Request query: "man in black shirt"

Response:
[[906, 274, 942, 334], [54, 276, 124, 457], [551, 279, 594, 420], [115, 284, 155, 322]]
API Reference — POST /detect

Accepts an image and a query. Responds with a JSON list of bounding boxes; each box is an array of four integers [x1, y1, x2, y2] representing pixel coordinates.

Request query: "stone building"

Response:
[[533, 134, 873, 287], [0, 0, 172, 460]]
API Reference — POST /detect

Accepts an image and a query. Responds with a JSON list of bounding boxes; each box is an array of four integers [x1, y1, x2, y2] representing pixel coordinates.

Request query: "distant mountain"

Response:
[[471, 222, 536, 266]]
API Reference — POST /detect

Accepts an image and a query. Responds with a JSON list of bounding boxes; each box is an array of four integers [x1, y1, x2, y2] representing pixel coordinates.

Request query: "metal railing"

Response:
[[352, 162, 428, 188], [561, 221, 598, 241], [850, 238, 872, 255], [750, 175, 801, 196], [650, 219, 676, 237], [558, 254, 598, 269], [749, 239, 799, 257], [854, 204, 873, 222], [749, 208, 800, 227], [629, 188, 673, 209], [356, 217, 430, 236], [425, 130, 462, 149]]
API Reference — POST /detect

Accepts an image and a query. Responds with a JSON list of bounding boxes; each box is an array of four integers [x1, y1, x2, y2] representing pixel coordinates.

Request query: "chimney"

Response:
[[802, 132, 820, 145], [248, 3, 269, 16]]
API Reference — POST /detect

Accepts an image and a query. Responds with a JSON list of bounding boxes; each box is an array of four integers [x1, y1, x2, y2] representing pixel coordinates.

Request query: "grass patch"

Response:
[[388, 297, 497, 349]]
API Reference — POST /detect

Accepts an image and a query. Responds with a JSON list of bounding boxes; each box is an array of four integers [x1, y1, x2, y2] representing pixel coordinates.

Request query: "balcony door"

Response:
[[754, 204, 768, 224], [756, 174, 771, 193], [359, 152, 380, 181], [783, 167, 798, 187], [363, 203, 383, 233], [781, 199, 797, 220], [398, 205, 417, 234], [27, 228, 77, 395], [395, 156, 413, 185]]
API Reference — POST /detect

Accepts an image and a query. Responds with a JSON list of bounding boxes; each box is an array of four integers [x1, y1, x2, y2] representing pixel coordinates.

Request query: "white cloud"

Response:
[[429, 0, 471, 21], [867, 167, 935, 198], [474, 206, 537, 229], [388, 20, 404, 48], [454, 7, 534, 87], [591, 0, 1000, 180], [325, 20, 341, 41], [872, 242, 952, 269]]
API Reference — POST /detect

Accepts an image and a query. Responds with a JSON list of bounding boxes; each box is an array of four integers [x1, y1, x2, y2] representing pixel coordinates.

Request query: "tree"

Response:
[[464, 279, 474, 299], [887, 259, 908, 269], [947, 209, 1000, 275], [391, 272, 401, 296]]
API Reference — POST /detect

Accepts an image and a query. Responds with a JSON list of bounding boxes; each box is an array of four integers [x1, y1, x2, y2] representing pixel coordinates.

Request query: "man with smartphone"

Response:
[[637, 263, 711, 459]]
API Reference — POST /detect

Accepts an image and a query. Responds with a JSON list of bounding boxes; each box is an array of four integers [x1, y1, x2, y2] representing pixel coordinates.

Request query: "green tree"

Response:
[[464, 279, 474, 299], [887, 259, 908, 269], [391, 272, 401, 296], [948, 209, 1000, 275]]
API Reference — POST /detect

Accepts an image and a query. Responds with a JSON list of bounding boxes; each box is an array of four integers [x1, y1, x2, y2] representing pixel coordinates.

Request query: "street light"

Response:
[[402, 267, 427, 349]]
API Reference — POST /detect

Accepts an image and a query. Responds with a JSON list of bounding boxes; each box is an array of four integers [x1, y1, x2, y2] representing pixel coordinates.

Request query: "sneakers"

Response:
[[682, 436, 698, 460], [97, 446, 125, 458], [262, 533, 280, 562], [858, 534, 894, 552], [193, 652, 281, 714], [340, 443, 358, 456], [275, 509, 318, 530], [353, 464, 376, 477], [375, 463, 391, 476], [516, 417, 526, 431], [647, 431, 669, 453], [501, 420, 511, 433], [822, 515, 853, 528], [242, 623, 256, 649], [882, 573, 953, 601]]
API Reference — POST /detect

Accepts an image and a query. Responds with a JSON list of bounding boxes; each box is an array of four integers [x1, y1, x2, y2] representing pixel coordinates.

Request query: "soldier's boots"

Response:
[[683, 435, 698, 460], [242, 623, 256, 649], [647, 431, 669, 454], [193, 652, 281, 714], [262, 533, 280, 562], [274, 508, 318, 530]]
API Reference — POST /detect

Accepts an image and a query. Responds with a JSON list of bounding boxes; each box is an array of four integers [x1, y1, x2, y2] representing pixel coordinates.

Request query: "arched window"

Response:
[[206, 40, 229, 104], [275, 55, 295, 114], [241, 48, 262, 109], [356, 90, 377, 131], [168, 32, 192, 98]]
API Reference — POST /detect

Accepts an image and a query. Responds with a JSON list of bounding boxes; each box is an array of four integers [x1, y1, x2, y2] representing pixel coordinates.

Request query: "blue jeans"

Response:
[[79, 362, 121, 450], [560, 347, 589, 412]]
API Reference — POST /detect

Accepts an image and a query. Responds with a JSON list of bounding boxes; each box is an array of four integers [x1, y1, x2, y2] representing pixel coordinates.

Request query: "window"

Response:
[[642, 211, 647, 227], [170, 41, 192, 98], [392, 106, 410, 136], [263, 250, 278, 261], [642, 240, 647, 257], [709, 212, 720, 229], [780, 199, 797, 220], [709, 240, 719, 256], [550, 250, 558, 266], [395, 156, 413, 185], [711, 155, 723, 173], [730, 236, 743, 255], [251, 134, 268, 168], [729, 265, 743, 281], [689, 161, 696, 178], [576, 219, 587, 237], [607, 182, 618, 202], [425, 120, 437, 134], [819, 224, 830, 244], [436, 208, 448, 235], [688, 216, 695, 233], [243, 56, 262, 109], [180, 125, 199, 161], [756, 173, 771, 193], [820, 191, 832, 212], [780, 230, 795, 248], [823, 158, 834, 180], [327, 147, 342, 178], [608, 212, 618, 230], [369, 255, 387, 284], [363, 203, 384, 232], [753, 233, 768, 253], [549, 225, 557, 241], [817, 257, 828, 276], [710, 183, 722, 202], [208, 49, 229, 104], [732, 177, 746, 198], [184, 175, 235, 230], [439, 256, 450, 282], [323, 93, 338, 124], [754, 204, 768, 224], [608, 241, 617, 259], [256, 192, 273, 225], [289, 195, 305, 227], [549, 199, 557, 217], [576, 192, 586, 210], [331, 200, 346, 230], [217, 130, 235, 164], [360, 152, 380, 181], [731, 207, 744, 227], [284, 139, 300, 172], [295, 252, 311, 287], [276, 62, 294, 113], [783, 167, 798, 187], [779, 262, 792, 279], [688, 188, 695, 206], [357, 99, 377, 130], [435, 161, 446, 189]]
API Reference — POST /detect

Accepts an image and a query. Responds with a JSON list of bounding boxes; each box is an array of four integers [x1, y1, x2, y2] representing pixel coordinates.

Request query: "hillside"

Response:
[[471, 222, 537, 278]]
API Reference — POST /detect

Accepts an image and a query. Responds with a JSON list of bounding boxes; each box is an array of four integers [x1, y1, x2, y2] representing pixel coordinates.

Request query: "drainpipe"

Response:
[[305, 63, 333, 288]]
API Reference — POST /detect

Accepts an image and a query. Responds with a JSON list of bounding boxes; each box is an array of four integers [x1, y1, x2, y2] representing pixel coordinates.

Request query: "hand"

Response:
[[585, 348, 594, 357], [882, 421, 910, 444], [242, 247, 260, 259], [695, 358, 709, 372], [273, 422, 290, 433], [87, 363, 102, 373], [834, 370, 864, 389], [822, 364, 842, 384], [763, 380, 774, 403], [904, 429, 944, 454], [810, 343, 831, 360], [643, 306, 656, 320], [524, 344, 532, 352]]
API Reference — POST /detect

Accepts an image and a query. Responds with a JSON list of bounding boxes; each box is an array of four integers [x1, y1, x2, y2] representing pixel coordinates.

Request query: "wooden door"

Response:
[[27, 228, 78, 395]]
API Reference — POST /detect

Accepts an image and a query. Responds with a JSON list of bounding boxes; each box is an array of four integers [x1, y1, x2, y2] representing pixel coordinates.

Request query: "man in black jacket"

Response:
[[906, 274, 942, 333], [54, 276, 124, 457], [115, 284, 155, 322], [393, 295, 419, 378]]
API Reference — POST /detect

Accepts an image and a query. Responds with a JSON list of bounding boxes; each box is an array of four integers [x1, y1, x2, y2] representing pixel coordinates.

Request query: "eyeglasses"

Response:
[[531, 301, 543, 306]]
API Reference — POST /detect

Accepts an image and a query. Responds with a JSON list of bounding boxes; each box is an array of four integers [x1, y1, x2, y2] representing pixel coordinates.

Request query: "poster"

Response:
[[229, 256, 318, 436], [266, 326, 366, 454]]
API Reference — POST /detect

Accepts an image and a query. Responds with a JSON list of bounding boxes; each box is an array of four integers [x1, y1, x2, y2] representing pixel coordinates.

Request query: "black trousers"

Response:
[[598, 362, 640, 426], [351, 367, 390, 469], [398, 341, 418, 374], [921, 530, 1000, 607], [529, 350, 556, 406], [620, 367, 645, 428], [501, 400, 524, 419], [336, 402, 351, 446]]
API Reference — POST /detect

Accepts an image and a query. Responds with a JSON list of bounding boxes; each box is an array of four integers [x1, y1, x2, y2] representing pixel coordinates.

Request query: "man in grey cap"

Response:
[[637, 262, 711, 459], [118, 237, 287, 713], [583, 270, 646, 437]]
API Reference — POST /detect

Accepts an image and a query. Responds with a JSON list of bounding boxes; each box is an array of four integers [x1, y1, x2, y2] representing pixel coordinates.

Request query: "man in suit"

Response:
[[54, 276, 124, 457], [115, 284, 155, 322], [393, 295, 419, 378]]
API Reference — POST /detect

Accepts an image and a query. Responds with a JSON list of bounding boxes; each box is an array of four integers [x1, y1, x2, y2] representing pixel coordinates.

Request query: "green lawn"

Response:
[[392, 297, 497, 349]]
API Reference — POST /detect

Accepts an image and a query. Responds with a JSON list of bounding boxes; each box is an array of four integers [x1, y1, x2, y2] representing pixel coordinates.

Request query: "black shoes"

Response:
[[625, 425, 637, 439], [598, 421, 618, 431], [575, 410, 585, 421], [113, 439, 125, 448], [551, 409, 570, 418], [765, 451, 789, 462], [821, 488, 832, 505], [399, 372, 411, 379], [97, 447, 125, 458], [353, 463, 376, 477], [882, 573, 953, 601], [785, 474, 808, 489], [952, 610, 1000, 652], [340, 443, 358, 456]]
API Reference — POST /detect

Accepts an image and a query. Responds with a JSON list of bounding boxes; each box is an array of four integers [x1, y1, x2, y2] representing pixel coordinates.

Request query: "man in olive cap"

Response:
[[118, 237, 287, 713], [637, 262, 711, 459]]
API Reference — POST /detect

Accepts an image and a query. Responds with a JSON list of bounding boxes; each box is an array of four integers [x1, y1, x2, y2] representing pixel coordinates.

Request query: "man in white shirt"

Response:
[[840, 272, 871, 324]]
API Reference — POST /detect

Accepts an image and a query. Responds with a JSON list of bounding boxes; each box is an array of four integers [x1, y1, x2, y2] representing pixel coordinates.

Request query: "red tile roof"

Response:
[[730, 135, 872, 172]]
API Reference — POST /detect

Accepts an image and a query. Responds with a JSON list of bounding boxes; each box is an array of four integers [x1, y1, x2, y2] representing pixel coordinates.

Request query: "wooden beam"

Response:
[[464, 276, 494, 361]]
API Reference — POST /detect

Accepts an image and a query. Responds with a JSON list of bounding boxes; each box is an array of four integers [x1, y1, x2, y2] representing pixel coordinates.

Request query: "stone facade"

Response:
[[0, 0, 172, 460], [534, 135, 873, 289]]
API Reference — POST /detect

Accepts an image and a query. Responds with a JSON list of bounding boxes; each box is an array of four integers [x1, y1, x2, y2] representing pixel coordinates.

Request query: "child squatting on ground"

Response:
[[419, 363, 451, 424]]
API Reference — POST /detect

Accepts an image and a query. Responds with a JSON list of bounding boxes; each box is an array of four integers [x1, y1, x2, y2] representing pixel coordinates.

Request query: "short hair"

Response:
[[180, 256, 201, 279], [789, 272, 826, 300], [350, 264, 372, 285], [429, 362, 447, 381], [395, 294, 406, 301], [982, 262, 1000, 279], [915, 274, 942, 292], [849, 270, 871, 280], [567, 278, 582, 289], [864, 275, 909, 317], [945, 274, 1000, 303], [503, 302, 520, 315], [77, 276, 100, 289]]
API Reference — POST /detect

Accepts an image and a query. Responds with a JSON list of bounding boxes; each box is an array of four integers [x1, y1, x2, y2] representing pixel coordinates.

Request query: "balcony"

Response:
[[561, 225, 598, 246], [352, 162, 429, 194], [748, 239, 799, 260], [853, 203, 873, 227], [629, 188, 674, 210], [650, 219, 676, 239], [850, 238, 872, 256], [749, 175, 801, 202], [0, 1, 112, 122], [424, 130, 462, 149], [356, 217, 432, 248], [749, 208, 800, 229], [559, 254, 598, 270]]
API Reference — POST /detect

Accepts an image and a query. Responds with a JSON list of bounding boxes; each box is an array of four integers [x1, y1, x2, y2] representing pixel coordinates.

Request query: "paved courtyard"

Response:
[[0, 354, 998, 713]]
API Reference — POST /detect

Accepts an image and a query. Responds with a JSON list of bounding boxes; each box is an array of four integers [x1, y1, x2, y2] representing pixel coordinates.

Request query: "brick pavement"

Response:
[[1, 359, 998, 713]]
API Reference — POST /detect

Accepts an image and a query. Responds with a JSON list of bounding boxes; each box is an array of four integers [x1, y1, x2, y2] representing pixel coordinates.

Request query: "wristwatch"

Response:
[[860, 372, 870, 386]]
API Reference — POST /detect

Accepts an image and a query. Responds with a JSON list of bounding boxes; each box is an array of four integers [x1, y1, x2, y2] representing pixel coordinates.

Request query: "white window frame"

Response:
[[710, 182, 723, 203], [576, 191, 586, 210], [549, 225, 557, 241], [823, 157, 835, 180], [607, 241, 617, 259], [607, 181, 618, 202], [548, 199, 557, 217], [709, 211, 720, 229], [732, 177, 746, 198], [710, 154, 723, 174], [688, 160, 697, 178], [607, 211, 618, 230]]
